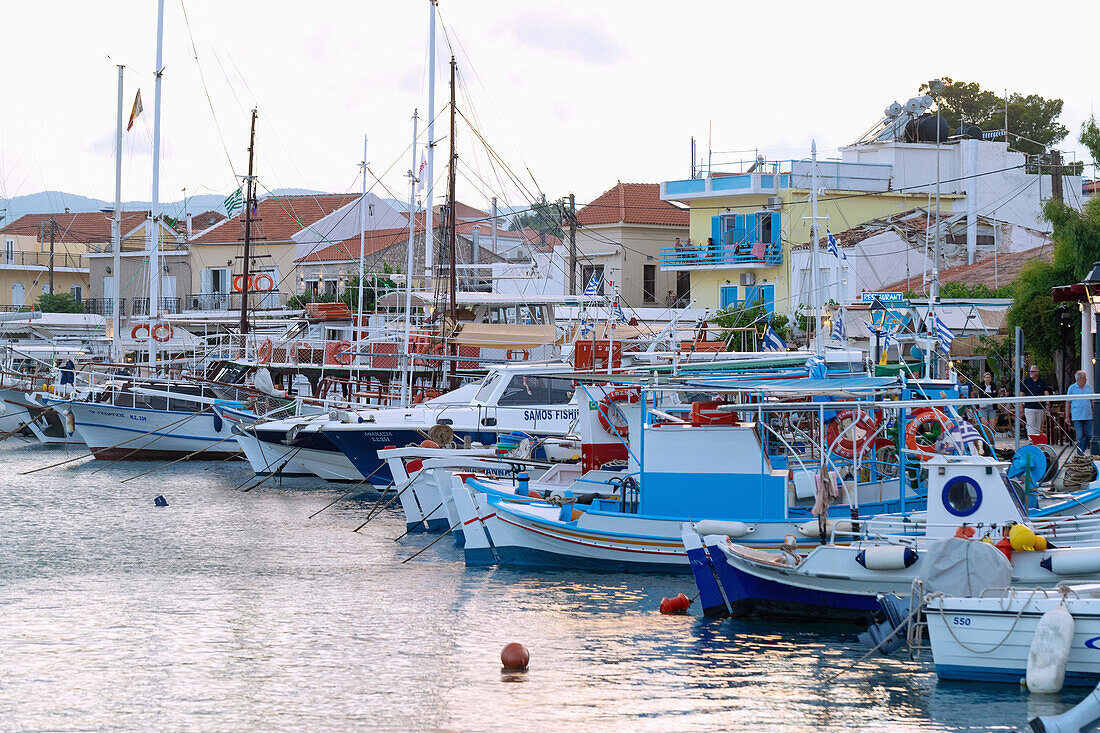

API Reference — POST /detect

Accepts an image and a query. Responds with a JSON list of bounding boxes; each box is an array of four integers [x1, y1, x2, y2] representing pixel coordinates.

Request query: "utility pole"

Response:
[[446, 55, 458, 388], [239, 108, 258, 335], [1051, 149, 1064, 204], [568, 193, 577, 295], [48, 218, 56, 295]]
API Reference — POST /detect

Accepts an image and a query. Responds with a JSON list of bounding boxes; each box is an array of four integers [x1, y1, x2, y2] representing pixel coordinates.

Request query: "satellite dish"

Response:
[[921, 95, 934, 109], [885, 103, 903, 118]]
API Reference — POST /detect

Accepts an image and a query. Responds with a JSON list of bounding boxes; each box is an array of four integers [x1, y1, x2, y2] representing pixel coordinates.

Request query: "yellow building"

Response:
[[660, 158, 956, 315], [0, 213, 115, 309]]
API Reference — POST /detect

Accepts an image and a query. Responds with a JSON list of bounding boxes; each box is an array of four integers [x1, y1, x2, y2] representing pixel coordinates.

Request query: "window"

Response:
[[643, 265, 656, 303], [4, 239, 13, 264], [474, 371, 504, 402], [498, 376, 575, 407], [743, 284, 775, 313], [720, 285, 738, 309], [70, 285, 82, 302], [675, 271, 690, 306], [580, 264, 604, 295], [757, 212, 773, 244]]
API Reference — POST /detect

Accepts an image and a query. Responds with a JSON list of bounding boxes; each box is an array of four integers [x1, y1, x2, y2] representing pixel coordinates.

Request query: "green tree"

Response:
[[918, 78, 1067, 155], [510, 199, 563, 239], [34, 292, 84, 313], [710, 304, 792, 351], [1080, 115, 1100, 165]]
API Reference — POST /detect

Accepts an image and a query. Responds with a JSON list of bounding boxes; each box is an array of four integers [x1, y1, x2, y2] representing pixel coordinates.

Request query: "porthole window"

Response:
[[942, 476, 982, 517]]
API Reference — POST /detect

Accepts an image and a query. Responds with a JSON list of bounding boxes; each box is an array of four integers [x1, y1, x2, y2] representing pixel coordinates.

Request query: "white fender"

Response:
[[1040, 549, 1100, 576], [797, 519, 855, 538], [695, 520, 752, 538], [856, 545, 919, 570], [1027, 605, 1075, 694]]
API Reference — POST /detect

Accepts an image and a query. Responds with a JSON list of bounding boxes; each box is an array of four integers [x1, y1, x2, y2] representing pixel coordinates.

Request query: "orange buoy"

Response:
[[420, 439, 440, 449], [995, 536, 1013, 561], [954, 526, 975, 539], [500, 642, 529, 670], [528, 490, 541, 499], [659, 592, 692, 615]]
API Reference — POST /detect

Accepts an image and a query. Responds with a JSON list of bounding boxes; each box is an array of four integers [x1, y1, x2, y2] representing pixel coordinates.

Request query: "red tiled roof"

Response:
[[297, 227, 414, 263], [0, 211, 153, 243], [191, 193, 359, 245], [576, 182, 689, 227], [189, 210, 226, 230], [880, 242, 1054, 294]]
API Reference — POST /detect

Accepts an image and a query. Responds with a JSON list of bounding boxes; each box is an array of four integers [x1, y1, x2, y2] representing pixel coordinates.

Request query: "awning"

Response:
[[563, 322, 662, 342], [681, 375, 902, 394], [452, 322, 558, 349]]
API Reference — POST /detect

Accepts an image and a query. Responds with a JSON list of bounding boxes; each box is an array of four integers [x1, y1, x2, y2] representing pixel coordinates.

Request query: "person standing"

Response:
[[1067, 369, 1095, 455], [977, 371, 998, 434], [1021, 365, 1049, 438]]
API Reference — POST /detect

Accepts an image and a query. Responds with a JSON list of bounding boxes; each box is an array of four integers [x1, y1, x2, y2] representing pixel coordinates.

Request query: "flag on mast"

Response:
[[416, 152, 427, 192], [826, 229, 846, 260], [126, 90, 143, 131], [223, 188, 244, 218]]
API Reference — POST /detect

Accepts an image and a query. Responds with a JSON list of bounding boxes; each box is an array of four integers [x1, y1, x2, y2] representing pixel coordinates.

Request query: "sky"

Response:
[[1, 0, 1097, 217]]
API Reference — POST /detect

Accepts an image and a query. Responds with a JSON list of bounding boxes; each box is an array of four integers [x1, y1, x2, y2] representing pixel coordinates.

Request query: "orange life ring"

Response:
[[826, 409, 882, 459], [257, 338, 274, 363], [254, 273, 275, 292], [506, 349, 531, 361], [597, 388, 640, 439], [131, 323, 150, 342], [331, 340, 353, 366], [151, 322, 173, 342], [904, 407, 955, 461], [232, 275, 251, 293]]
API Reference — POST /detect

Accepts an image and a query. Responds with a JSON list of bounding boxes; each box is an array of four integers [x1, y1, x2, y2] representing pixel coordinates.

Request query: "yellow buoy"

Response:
[[1009, 523, 1038, 552]]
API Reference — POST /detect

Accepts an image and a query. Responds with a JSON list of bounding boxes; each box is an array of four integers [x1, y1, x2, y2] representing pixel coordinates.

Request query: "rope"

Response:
[[929, 587, 1039, 655]]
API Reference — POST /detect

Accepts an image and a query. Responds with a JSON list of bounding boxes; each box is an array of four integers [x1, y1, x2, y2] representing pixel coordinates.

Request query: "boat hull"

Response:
[[64, 401, 239, 460]]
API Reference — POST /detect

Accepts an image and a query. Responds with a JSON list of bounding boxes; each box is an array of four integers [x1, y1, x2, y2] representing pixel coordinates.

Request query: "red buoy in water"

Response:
[[501, 642, 529, 669], [659, 593, 692, 615]]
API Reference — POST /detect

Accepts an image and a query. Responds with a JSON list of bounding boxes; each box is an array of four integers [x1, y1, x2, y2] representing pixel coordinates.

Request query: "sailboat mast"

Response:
[[111, 64, 124, 362], [810, 140, 822, 356], [402, 110, 419, 406], [356, 135, 368, 347], [423, 0, 437, 290], [146, 0, 166, 368], [239, 108, 257, 335], [447, 55, 458, 388]]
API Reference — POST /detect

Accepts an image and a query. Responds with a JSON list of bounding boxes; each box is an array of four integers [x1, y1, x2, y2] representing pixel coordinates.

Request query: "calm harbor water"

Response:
[[0, 440, 1087, 731]]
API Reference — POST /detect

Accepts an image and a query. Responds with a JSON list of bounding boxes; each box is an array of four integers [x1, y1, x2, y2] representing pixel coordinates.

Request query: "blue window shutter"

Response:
[[744, 213, 759, 244], [711, 216, 721, 246], [720, 285, 738, 309], [761, 284, 775, 313], [771, 212, 782, 245]]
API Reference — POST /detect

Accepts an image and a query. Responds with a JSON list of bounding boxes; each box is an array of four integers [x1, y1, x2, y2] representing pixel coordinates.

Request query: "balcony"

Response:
[[131, 297, 181, 316], [0, 251, 88, 269], [661, 159, 892, 201], [83, 298, 126, 317], [186, 292, 289, 312], [659, 242, 782, 270]]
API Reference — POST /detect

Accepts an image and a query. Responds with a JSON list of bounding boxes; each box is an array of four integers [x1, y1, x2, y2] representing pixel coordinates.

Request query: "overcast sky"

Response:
[[2, 0, 1097, 215]]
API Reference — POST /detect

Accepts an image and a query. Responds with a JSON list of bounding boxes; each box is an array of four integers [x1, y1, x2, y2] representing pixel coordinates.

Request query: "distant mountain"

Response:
[[0, 187, 335, 225]]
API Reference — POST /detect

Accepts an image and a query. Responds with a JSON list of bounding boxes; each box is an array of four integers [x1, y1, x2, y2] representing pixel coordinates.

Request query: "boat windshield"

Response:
[[474, 372, 503, 403], [497, 375, 575, 406]]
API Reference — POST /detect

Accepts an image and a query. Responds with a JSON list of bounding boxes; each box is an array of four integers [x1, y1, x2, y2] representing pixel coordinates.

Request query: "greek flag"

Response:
[[223, 187, 244, 217], [947, 420, 983, 446], [583, 271, 601, 295], [613, 301, 627, 323], [933, 313, 955, 353], [762, 325, 786, 352], [826, 229, 846, 260], [831, 309, 845, 341]]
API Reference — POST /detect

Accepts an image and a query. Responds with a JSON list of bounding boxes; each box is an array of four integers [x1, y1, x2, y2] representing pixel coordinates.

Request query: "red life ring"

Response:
[[331, 340, 353, 365], [826, 409, 882, 459], [232, 275, 251, 293], [151, 322, 173, 342], [597, 388, 640, 439], [506, 349, 530, 361], [254, 273, 275, 292], [257, 339, 274, 363], [131, 323, 150, 342], [905, 407, 955, 461]]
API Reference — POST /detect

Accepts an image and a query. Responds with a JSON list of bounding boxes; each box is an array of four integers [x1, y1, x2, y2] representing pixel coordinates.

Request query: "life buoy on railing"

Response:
[[904, 407, 955, 461], [232, 275, 251, 293], [257, 338, 274, 363], [253, 273, 275, 292], [826, 408, 883, 459], [131, 323, 151, 342], [331, 340, 353, 366], [506, 349, 531, 361], [598, 388, 640, 439], [151, 322, 173, 342]]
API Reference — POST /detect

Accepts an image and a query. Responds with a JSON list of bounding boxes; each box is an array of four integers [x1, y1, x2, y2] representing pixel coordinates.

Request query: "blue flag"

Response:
[[831, 309, 844, 341], [762, 325, 786, 352], [583, 271, 601, 295], [933, 313, 955, 353], [826, 229, 846, 260], [613, 301, 627, 323]]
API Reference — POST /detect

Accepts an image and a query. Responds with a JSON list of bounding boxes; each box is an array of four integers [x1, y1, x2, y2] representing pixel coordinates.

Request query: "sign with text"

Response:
[[861, 291, 906, 304]]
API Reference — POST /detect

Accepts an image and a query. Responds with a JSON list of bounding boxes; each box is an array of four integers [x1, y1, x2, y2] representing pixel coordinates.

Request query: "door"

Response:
[[160, 275, 177, 313], [12, 282, 24, 308], [719, 285, 738, 309], [103, 276, 116, 316]]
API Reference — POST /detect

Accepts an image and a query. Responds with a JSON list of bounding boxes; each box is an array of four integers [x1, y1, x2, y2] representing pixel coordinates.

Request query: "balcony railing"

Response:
[[83, 298, 126, 317], [659, 242, 783, 269], [186, 292, 289, 312], [131, 297, 181, 316], [0, 251, 87, 269]]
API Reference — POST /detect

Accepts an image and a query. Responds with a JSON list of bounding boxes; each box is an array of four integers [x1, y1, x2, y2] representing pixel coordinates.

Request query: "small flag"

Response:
[[583, 271, 601, 296], [933, 313, 955, 354], [947, 420, 983, 446], [223, 187, 244, 218], [826, 229, 846, 260], [762, 325, 786, 352], [127, 89, 143, 131], [613, 301, 627, 323], [417, 152, 427, 191], [831, 309, 845, 341]]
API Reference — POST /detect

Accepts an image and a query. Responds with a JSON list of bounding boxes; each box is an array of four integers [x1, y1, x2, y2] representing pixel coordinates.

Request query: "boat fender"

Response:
[[1027, 605, 1075, 694], [62, 409, 75, 436], [855, 546, 918, 570], [659, 593, 692, 615], [1010, 524, 1039, 551], [797, 519, 855, 538], [694, 520, 752, 538], [212, 412, 223, 433], [1040, 548, 1100, 576], [405, 459, 423, 474]]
